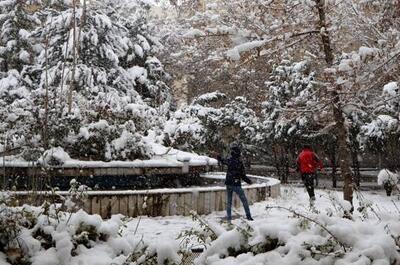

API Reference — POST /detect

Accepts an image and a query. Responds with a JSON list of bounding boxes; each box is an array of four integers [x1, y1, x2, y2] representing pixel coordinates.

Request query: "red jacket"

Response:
[[297, 148, 323, 174]]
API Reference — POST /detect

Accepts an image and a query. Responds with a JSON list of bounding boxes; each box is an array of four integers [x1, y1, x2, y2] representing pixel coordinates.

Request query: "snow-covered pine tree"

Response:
[[261, 59, 319, 144], [164, 91, 224, 153], [260, 59, 320, 182], [165, 91, 260, 161], [0, 0, 40, 72], [0, 0, 41, 154], [359, 82, 400, 170], [0, 0, 173, 161]]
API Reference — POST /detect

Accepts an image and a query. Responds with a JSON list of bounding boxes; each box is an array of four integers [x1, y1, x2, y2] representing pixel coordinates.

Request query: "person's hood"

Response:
[[230, 146, 241, 157]]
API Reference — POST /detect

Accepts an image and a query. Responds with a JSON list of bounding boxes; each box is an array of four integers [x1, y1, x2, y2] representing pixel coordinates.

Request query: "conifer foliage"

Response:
[[0, 0, 172, 161]]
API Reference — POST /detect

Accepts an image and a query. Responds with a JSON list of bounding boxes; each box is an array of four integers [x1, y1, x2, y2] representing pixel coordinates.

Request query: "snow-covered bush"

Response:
[[70, 120, 119, 161], [377, 169, 398, 196], [0, 70, 36, 151], [358, 81, 400, 169], [192, 206, 400, 265], [164, 109, 208, 151], [165, 92, 260, 156], [0, 195, 182, 265], [108, 129, 153, 161], [38, 147, 71, 166], [69, 120, 153, 161]]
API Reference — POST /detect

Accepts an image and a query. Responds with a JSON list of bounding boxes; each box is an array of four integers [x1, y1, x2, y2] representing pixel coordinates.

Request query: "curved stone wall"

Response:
[[13, 174, 280, 218]]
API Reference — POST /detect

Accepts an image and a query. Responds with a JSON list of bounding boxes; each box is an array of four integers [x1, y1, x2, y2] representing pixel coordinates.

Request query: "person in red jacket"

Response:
[[297, 145, 323, 202]]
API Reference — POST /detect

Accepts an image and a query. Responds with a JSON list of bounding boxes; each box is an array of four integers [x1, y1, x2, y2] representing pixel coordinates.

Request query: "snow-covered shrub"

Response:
[[194, 206, 400, 265], [164, 108, 214, 152], [165, 92, 260, 155], [0, 200, 182, 265], [108, 129, 153, 161], [377, 169, 398, 196], [0, 70, 36, 150], [0, 207, 35, 265], [69, 120, 153, 161], [358, 81, 400, 168], [70, 120, 119, 161], [38, 147, 71, 166]]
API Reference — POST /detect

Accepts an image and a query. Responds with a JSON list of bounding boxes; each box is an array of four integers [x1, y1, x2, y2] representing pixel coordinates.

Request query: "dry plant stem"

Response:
[[391, 200, 400, 215], [43, 18, 52, 150], [179, 203, 219, 238], [59, 18, 70, 104], [68, 0, 77, 113], [267, 205, 347, 252], [354, 189, 381, 221], [134, 190, 150, 235], [133, 215, 142, 236]]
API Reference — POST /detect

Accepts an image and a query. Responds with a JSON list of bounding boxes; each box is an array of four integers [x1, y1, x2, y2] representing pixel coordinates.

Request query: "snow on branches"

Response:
[[0, 0, 173, 161]]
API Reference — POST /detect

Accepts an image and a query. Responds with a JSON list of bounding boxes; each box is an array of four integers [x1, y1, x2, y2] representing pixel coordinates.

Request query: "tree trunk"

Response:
[[330, 154, 337, 188], [272, 145, 283, 183], [315, 0, 354, 205], [43, 37, 49, 150], [332, 88, 353, 204], [351, 149, 361, 188], [282, 146, 289, 184], [68, 0, 77, 113]]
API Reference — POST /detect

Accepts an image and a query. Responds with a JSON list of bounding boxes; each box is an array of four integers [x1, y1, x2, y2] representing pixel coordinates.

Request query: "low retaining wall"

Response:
[[12, 174, 280, 218], [0, 164, 214, 190]]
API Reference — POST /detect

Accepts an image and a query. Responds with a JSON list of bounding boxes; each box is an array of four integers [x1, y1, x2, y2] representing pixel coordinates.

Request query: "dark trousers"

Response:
[[301, 173, 316, 199]]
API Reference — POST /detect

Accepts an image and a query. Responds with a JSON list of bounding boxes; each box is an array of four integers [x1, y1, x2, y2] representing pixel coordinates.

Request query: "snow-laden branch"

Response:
[[266, 205, 348, 252]]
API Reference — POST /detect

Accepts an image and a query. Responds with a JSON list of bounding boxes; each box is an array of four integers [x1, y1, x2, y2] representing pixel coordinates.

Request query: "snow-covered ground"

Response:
[[125, 186, 400, 264], [127, 186, 399, 242], [1, 186, 400, 265]]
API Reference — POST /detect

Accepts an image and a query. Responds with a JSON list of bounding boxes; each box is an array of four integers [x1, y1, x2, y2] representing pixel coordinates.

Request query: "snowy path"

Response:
[[124, 186, 399, 246]]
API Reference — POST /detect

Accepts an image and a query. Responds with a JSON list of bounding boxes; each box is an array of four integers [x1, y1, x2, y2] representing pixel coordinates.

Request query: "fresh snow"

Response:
[[383, 82, 398, 97], [226, 40, 266, 61], [0, 143, 218, 168], [183, 28, 206, 38], [2, 185, 400, 265], [377, 169, 399, 186], [127, 186, 400, 265], [358, 46, 378, 59]]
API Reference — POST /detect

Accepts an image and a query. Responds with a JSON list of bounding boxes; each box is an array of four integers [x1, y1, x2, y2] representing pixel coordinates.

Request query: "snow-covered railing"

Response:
[[12, 174, 280, 218]]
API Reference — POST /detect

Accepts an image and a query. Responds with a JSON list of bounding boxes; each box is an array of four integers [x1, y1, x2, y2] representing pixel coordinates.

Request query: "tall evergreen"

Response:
[[0, 0, 173, 161]]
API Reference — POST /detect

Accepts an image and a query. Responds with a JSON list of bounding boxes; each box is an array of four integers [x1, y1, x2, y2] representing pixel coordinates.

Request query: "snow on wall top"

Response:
[[1, 143, 218, 168]]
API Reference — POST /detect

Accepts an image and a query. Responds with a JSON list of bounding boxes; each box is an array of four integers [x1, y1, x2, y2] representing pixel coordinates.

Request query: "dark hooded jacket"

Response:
[[218, 147, 252, 186]]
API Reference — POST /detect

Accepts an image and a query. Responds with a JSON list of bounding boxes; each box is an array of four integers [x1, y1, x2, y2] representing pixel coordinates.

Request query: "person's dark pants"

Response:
[[301, 173, 316, 199], [226, 185, 252, 221]]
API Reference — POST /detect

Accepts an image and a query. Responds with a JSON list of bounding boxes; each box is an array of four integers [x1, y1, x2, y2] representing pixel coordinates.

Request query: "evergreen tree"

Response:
[[0, 0, 173, 161], [0, 0, 40, 72]]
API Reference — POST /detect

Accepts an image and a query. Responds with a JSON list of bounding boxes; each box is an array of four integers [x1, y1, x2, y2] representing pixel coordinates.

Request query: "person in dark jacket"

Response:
[[217, 144, 253, 222], [297, 144, 323, 202]]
